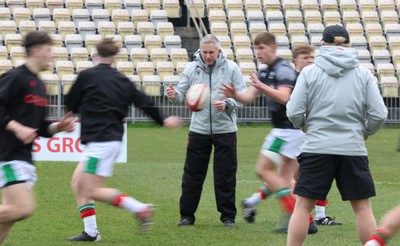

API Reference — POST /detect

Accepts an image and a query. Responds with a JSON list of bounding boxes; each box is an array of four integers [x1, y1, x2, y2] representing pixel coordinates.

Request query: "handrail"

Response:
[[186, 0, 208, 38]]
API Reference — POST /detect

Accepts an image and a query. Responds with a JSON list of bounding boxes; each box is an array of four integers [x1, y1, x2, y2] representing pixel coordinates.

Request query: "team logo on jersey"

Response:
[[29, 80, 37, 87], [268, 71, 275, 80]]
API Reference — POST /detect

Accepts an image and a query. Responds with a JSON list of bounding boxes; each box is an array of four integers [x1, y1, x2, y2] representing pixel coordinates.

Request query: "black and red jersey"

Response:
[[257, 57, 298, 129], [0, 64, 52, 164], [65, 63, 164, 144]]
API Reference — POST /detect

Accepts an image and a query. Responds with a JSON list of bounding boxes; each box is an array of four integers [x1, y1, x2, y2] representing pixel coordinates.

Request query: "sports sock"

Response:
[[274, 187, 295, 214], [245, 186, 272, 207], [315, 205, 326, 219], [309, 214, 314, 224], [79, 203, 98, 237], [110, 192, 147, 213], [365, 229, 390, 246]]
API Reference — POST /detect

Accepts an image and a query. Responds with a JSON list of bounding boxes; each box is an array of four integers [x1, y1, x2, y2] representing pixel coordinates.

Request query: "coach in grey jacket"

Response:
[[166, 34, 246, 227], [286, 25, 388, 246]]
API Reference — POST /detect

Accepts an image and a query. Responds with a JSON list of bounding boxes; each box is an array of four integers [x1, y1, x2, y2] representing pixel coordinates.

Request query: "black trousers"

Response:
[[179, 131, 238, 222]]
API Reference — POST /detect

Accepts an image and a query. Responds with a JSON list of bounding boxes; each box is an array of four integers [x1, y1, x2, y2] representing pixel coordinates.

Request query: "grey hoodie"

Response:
[[287, 46, 388, 155], [171, 49, 247, 134]]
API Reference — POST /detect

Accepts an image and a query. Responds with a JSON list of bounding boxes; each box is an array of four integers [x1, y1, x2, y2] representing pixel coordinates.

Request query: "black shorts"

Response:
[[294, 153, 375, 201]]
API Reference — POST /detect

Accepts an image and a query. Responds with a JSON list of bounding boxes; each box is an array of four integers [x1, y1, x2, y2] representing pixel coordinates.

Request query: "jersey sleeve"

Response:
[[275, 65, 297, 88], [65, 72, 85, 113], [0, 71, 22, 129]]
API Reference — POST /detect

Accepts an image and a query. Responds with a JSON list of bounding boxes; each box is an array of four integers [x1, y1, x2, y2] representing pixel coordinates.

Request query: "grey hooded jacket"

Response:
[[171, 49, 247, 135], [287, 46, 388, 156]]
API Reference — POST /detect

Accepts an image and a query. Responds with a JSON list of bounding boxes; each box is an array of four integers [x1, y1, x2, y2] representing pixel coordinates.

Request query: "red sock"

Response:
[[257, 189, 268, 200], [111, 193, 128, 207], [366, 229, 390, 246], [279, 194, 295, 213], [79, 203, 96, 218], [309, 214, 314, 224], [315, 199, 327, 206]]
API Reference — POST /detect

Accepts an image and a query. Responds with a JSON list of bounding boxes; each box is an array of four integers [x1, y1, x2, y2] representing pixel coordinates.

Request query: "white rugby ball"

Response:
[[185, 84, 210, 112]]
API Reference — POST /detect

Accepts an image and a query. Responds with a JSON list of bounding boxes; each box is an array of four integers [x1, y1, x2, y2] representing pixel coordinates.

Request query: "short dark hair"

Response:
[[254, 32, 276, 46], [293, 44, 314, 59], [24, 31, 53, 56], [96, 38, 120, 58]]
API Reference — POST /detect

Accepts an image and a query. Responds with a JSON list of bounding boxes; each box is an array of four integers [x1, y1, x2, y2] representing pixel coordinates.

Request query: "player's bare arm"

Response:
[[220, 83, 258, 105]]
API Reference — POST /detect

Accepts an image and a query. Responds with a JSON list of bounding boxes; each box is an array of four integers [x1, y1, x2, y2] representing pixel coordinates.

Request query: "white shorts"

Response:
[[0, 161, 37, 189], [261, 128, 306, 161], [81, 141, 122, 177]]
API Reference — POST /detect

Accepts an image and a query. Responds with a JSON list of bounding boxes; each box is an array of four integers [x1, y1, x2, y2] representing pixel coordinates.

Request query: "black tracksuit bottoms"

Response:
[[179, 131, 238, 223]]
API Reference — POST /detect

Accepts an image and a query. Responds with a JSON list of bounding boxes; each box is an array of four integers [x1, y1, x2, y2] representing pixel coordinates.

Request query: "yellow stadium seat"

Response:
[[320, 0, 338, 14], [136, 61, 155, 80], [210, 22, 229, 37], [377, 63, 395, 80], [350, 35, 368, 50], [282, 0, 300, 12], [52, 47, 69, 64], [56, 60, 75, 79], [71, 47, 88, 66], [372, 49, 391, 67], [208, 9, 226, 24], [189, 0, 205, 17], [144, 35, 162, 53], [323, 11, 341, 26], [365, 23, 383, 41], [380, 76, 398, 97], [58, 21, 77, 40], [126, 74, 141, 91], [76, 61, 93, 73], [13, 8, 31, 26], [239, 62, 257, 75], [131, 9, 148, 27], [53, 8, 71, 26], [307, 23, 324, 40], [46, 0, 64, 14], [224, 48, 234, 61], [245, 0, 262, 16], [358, 0, 376, 15], [388, 36, 400, 55], [6, 0, 25, 12], [85, 34, 102, 52], [227, 10, 245, 26], [142, 75, 161, 96], [230, 22, 248, 41], [41, 73, 60, 95], [288, 22, 306, 42], [360, 62, 375, 75], [380, 10, 398, 27], [368, 35, 387, 54], [284, 10, 303, 26], [247, 10, 264, 25], [0, 20, 17, 37], [150, 9, 168, 28], [377, 0, 395, 14], [162, 75, 180, 89], [0, 8, 10, 21], [236, 48, 254, 65], [339, 0, 357, 11], [143, 0, 161, 15], [170, 48, 188, 68], [277, 48, 293, 62], [233, 35, 251, 53], [19, 21, 37, 37], [114, 47, 128, 63], [342, 10, 360, 26], [117, 22, 135, 40], [304, 10, 322, 26], [104, 0, 122, 14], [249, 22, 267, 41], [226, 0, 243, 11], [276, 35, 290, 49], [156, 61, 174, 80], [38, 21, 56, 34], [162, 0, 180, 17], [216, 35, 232, 50], [0, 46, 8, 60], [346, 23, 364, 37], [357, 49, 372, 63], [10, 46, 25, 65], [301, 0, 319, 12], [150, 48, 168, 66], [207, 0, 223, 11], [264, 0, 281, 12], [176, 61, 188, 76], [268, 23, 287, 37], [361, 10, 379, 27], [62, 74, 77, 94], [291, 36, 309, 48], [383, 23, 400, 41], [98, 21, 116, 38], [116, 61, 134, 75], [4, 33, 22, 51], [112, 9, 130, 27], [66, 0, 83, 12], [156, 22, 174, 41], [130, 48, 149, 68], [92, 9, 110, 27], [136, 21, 155, 40]]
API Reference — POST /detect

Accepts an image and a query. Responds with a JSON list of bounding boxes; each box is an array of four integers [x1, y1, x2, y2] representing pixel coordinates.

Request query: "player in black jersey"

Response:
[[66, 38, 181, 242], [221, 32, 302, 233], [0, 31, 75, 244]]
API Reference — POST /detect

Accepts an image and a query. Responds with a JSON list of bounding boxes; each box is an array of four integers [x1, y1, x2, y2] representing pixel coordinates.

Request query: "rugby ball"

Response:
[[185, 84, 210, 112]]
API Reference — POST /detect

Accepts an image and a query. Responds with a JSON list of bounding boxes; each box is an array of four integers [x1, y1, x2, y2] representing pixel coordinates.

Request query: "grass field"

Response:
[[4, 123, 400, 246]]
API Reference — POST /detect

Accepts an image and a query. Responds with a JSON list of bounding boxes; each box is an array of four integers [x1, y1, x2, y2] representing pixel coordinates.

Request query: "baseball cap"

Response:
[[322, 25, 350, 44]]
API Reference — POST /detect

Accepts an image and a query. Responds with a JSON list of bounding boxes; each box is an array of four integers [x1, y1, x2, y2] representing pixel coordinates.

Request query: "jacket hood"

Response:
[[193, 48, 227, 68], [315, 46, 359, 78]]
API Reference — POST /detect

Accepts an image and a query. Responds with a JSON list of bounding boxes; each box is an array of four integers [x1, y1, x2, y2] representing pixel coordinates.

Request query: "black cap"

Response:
[[322, 25, 350, 44]]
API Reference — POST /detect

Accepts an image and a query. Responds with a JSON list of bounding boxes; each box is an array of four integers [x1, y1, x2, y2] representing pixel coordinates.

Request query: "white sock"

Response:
[[365, 240, 383, 246], [119, 196, 147, 213], [83, 215, 98, 237], [245, 192, 263, 207], [315, 205, 326, 220]]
